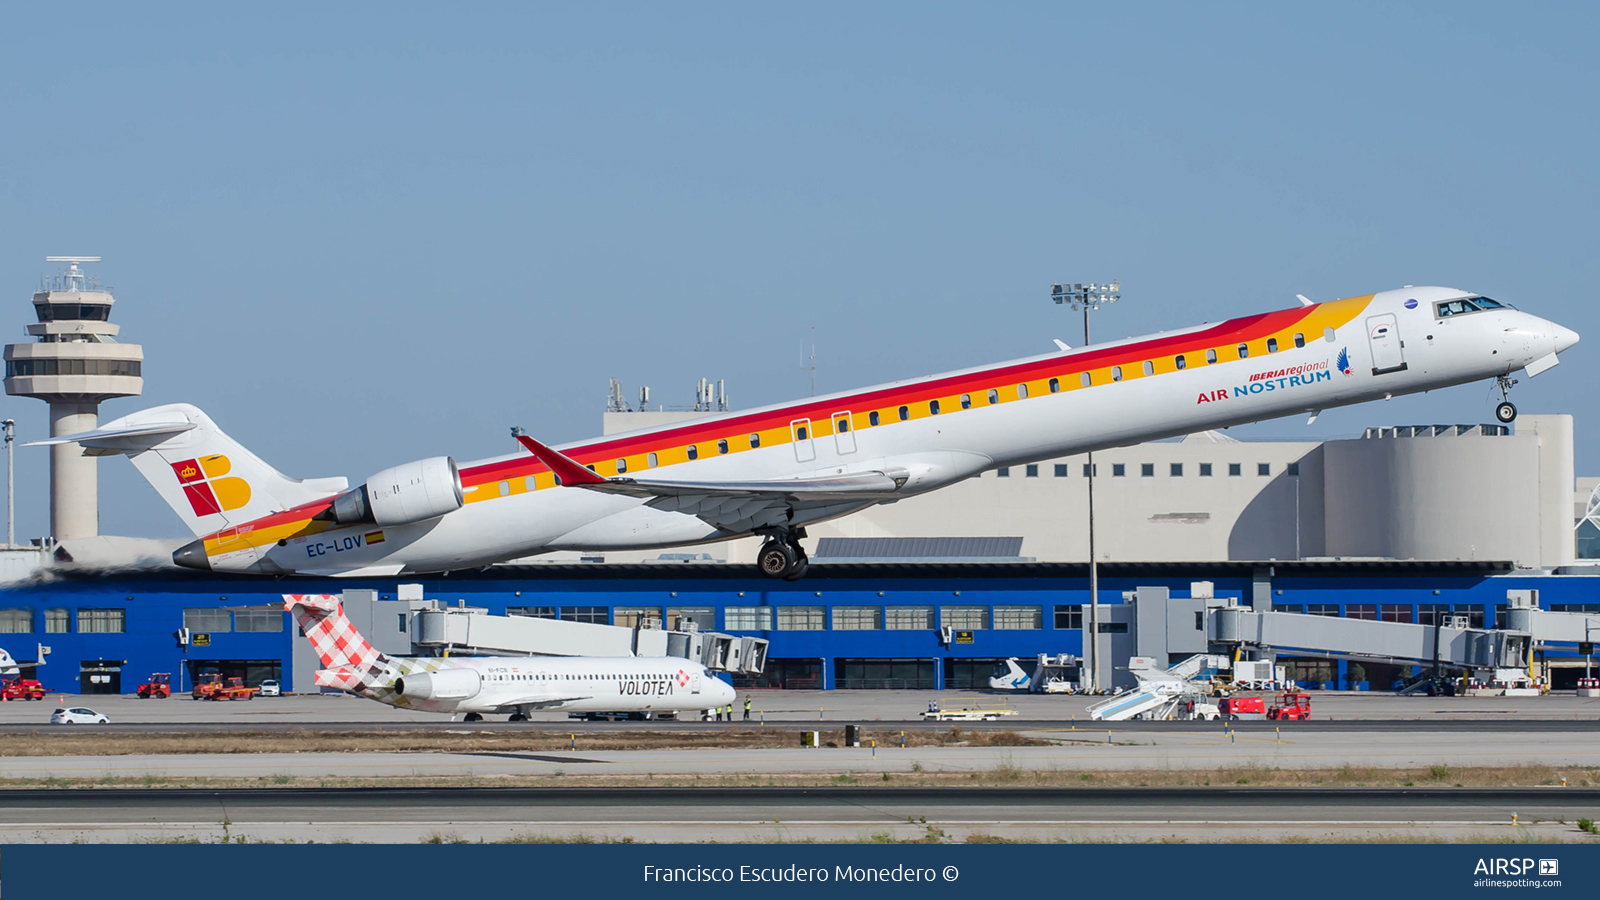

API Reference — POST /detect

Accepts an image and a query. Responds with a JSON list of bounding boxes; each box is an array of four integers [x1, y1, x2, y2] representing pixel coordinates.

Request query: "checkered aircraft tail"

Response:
[[284, 594, 393, 693]]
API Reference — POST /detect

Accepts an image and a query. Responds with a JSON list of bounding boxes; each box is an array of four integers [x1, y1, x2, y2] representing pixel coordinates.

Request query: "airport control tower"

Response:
[[3, 258, 143, 540]]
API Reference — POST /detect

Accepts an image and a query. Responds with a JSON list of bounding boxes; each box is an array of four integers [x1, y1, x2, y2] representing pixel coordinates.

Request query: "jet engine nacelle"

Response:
[[326, 456, 465, 527], [394, 667, 481, 701]]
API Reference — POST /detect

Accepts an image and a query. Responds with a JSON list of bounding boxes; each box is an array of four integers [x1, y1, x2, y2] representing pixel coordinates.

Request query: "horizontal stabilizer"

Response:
[[24, 419, 196, 450]]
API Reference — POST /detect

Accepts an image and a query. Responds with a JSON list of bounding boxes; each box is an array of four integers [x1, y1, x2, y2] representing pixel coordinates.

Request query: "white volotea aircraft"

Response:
[[284, 594, 736, 721], [39, 287, 1578, 580]]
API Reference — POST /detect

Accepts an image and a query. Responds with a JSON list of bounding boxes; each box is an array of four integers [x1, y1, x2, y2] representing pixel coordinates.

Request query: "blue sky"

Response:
[[1, 4, 1596, 539]]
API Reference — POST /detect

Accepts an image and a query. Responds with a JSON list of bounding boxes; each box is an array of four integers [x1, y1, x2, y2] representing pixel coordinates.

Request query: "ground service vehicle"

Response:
[[1268, 692, 1312, 720], [257, 678, 281, 697], [1, 678, 47, 701], [208, 676, 257, 700], [137, 672, 172, 699], [191, 672, 223, 700], [1219, 696, 1267, 720]]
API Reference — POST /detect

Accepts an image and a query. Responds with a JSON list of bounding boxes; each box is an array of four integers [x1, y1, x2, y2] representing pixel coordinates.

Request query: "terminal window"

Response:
[[507, 607, 559, 619], [1141, 464, 1154, 477], [1306, 604, 1339, 617], [997, 467, 1010, 477], [0, 609, 32, 633], [993, 605, 1042, 630], [1082, 463, 1096, 476], [1456, 604, 1486, 628], [78, 609, 126, 634], [1552, 603, 1600, 613], [724, 606, 774, 630], [1054, 464, 1068, 477], [45, 608, 69, 633], [1112, 464, 1126, 477], [667, 607, 715, 631], [1199, 463, 1212, 476], [941, 605, 988, 630], [235, 608, 284, 633], [885, 605, 934, 630], [1257, 463, 1271, 476], [1053, 606, 1083, 629], [561, 607, 607, 624], [776, 606, 825, 630], [1417, 603, 1451, 625], [184, 608, 231, 633], [1170, 463, 1183, 477], [1025, 464, 1038, 477], [613, 607, 662, 628], [832, 607, 883, 630], [1380, 604, 1413, 623], [1345, 604, 1377, 620], [1228, 463, 1242, 476], [1286, 462, 1300, 476]]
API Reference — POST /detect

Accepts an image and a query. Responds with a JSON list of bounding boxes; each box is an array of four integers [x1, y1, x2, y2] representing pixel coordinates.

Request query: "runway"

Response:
[[7, 725, 1600, 777], [1, 786, 1592, 843]]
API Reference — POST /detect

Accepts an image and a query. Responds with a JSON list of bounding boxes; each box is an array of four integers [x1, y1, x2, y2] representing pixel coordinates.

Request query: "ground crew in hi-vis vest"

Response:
[[743, 696, 752, 720]]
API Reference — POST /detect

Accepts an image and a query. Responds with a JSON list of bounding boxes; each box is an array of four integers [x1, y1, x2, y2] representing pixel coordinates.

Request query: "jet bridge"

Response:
[[340, 588, 766, 675], [1211, 607, 1531, 671]]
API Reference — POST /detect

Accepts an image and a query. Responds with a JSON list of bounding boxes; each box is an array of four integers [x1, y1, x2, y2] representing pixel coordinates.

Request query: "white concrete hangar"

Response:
[[810, 414, 1575, 568]]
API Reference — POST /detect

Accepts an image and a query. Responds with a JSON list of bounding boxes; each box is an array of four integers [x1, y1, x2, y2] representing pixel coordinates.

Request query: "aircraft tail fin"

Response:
[[28, 403, 349, 537], [283, 594, 393, 693]]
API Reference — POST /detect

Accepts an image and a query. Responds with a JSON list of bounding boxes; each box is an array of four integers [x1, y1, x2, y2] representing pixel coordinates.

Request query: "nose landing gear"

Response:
[[1494, 375, 1519, 423], [757, 529, 809, 581]]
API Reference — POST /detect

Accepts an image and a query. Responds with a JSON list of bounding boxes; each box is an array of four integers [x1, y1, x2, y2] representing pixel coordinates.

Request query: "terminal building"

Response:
[[0, 301, 1596, 696]]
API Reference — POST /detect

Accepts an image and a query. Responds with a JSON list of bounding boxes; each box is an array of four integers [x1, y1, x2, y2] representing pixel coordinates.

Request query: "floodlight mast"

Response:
[[1050, 281, 1120, 693]]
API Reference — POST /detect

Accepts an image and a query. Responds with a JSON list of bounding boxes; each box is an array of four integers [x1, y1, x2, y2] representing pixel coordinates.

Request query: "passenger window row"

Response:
[[507, 328, 1334, 487]]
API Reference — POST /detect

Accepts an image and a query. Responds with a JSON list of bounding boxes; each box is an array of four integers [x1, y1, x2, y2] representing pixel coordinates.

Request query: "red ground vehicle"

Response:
[[191, 672, 223, 700], [208, 676, 257, 701], [1218, 696, 1266, 719], [1268, 692, 1312, 720], [0, 677, 47, 701], [137, 672, 172, 699]]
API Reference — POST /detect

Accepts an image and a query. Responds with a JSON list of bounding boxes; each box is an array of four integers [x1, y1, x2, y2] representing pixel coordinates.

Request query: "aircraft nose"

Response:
[[1553, 322, 1580, 354]]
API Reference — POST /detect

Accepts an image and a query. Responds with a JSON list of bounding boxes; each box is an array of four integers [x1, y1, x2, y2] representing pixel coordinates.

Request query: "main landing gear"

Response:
[[758, 529, 809, 581], [1494, 374, 1518, 424], [462, 712, 483, 723]]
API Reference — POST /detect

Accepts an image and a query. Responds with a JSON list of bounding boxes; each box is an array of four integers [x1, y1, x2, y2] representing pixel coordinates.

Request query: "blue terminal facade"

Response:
[[1, 561, 1597, 695]]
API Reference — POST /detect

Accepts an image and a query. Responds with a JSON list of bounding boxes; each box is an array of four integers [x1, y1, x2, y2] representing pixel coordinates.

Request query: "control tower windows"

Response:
[[34, 303, 111, 322], [6, 359, 141, 377]]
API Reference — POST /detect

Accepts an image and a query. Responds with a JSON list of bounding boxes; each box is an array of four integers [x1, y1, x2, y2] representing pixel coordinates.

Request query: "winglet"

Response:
[[515, 435, 608, 486], [1296, 293, 1315, 307]]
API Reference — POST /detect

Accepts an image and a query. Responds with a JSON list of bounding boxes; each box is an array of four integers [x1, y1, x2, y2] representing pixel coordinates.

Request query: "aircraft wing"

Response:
[[514, 434, 902, 534], [514, 434, 907, 501], [493, 695, 593, 712]]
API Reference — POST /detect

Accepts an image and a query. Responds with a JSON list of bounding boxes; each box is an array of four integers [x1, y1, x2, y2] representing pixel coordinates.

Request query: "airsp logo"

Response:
[[1473, 858, 1555, 876]]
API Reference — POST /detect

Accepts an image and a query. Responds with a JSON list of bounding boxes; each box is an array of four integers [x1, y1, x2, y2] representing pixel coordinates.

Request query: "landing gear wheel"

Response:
[[1495, 401, 1517, 423], [508, 713, 528, 722], [758, 540, 799, 579], [462, 712, 483, 723], [781, 546, 809, 581]]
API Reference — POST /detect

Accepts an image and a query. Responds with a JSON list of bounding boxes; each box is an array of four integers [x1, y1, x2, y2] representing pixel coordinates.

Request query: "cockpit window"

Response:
[[1435, 298, 1482, 318], [1436, 296, 1515, 318]]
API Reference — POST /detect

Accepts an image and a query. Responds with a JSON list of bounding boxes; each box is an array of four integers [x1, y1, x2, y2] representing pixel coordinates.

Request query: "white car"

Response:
[[51, 707, 110, 724], [257, 679, 281, 697]]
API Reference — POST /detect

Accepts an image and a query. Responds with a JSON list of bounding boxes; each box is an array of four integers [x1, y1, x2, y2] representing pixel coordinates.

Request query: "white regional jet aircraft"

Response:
[[37, 286, 1578, 580], [285, 594, 736, 721]]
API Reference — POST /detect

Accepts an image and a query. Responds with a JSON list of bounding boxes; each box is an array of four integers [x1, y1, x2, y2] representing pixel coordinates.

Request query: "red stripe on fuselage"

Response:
[[459, 306, 1316, 487]]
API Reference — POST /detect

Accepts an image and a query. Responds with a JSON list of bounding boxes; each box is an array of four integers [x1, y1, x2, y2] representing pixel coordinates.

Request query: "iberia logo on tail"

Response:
[[170, 455, 251, 517]]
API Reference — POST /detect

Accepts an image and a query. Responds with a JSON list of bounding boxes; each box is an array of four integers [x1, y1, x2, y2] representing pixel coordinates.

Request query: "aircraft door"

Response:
[[791, 419, 816, 463], [1366, 313, 1408, 375], [691, 674, 703, 695], [831, 411, 857, 454]]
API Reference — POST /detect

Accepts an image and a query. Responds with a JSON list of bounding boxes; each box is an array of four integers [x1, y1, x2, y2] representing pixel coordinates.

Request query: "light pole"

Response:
[[1051, 281, 1120, 693], [2, 419, 13, 548]]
